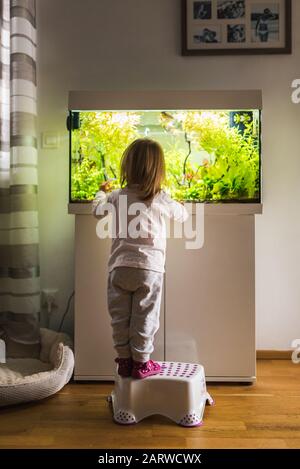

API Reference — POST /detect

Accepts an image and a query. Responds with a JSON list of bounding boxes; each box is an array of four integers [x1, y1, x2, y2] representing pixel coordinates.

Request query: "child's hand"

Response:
[[99, 181, 113, 193]]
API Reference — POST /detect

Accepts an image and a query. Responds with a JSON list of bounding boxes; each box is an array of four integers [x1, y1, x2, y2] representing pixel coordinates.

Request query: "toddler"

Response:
[[92, 138, 188, 379]]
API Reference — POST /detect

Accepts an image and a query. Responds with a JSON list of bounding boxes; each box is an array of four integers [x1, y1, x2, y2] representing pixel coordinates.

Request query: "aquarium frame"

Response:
[[68, 90, 263, 204], [68, 111, 72, 205], [68, 109, 262, 205], [258, 109, 262, 206]]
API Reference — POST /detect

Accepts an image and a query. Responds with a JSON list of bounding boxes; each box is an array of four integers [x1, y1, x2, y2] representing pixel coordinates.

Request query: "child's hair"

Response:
[[120, 138, 166, 200]]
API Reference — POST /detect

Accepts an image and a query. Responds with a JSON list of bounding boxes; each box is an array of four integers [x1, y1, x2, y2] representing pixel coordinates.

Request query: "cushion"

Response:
[[0, 328, 74, 407], [3, 335, 41, 359]]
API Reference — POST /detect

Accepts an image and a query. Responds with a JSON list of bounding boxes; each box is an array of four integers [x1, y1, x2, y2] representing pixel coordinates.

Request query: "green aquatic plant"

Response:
[[70, 110, 260, 202], [160, 111, 259, 202], [71, 112, 140, 200]]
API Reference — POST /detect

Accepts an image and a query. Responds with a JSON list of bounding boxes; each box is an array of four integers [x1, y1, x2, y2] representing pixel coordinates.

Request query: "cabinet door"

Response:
[[74, 216, 164, 380], [165, 215, 255, 380]]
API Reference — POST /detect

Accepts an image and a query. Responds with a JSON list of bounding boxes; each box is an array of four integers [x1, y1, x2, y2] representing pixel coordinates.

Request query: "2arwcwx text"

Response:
[[98, 453, 202, 465]]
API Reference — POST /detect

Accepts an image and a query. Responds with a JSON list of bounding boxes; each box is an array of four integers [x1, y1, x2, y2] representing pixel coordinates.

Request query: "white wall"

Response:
[[37, 0, 300, 349]]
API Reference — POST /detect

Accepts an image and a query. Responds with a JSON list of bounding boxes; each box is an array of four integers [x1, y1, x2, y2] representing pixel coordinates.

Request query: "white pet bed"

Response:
[[0, 328, 74, 407]]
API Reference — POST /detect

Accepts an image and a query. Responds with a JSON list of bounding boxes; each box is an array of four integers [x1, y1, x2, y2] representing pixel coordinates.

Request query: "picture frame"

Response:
[[181, 0, 292, 55]]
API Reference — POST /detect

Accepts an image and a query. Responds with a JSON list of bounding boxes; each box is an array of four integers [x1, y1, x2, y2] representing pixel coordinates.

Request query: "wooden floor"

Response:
[[0, 360, 300, 449]]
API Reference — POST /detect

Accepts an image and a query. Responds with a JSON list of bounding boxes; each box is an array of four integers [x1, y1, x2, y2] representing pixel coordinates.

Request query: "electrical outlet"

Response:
[[42, 289, 58, 314], [42, 132, 60, 149]]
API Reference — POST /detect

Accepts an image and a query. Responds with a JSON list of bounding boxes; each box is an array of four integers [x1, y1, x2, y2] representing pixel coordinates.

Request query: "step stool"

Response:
[[108, 361, 214, 427]]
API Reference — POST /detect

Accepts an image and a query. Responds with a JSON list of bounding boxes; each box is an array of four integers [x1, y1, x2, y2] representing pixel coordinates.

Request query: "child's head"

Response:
[[120, 138, 165, 200]]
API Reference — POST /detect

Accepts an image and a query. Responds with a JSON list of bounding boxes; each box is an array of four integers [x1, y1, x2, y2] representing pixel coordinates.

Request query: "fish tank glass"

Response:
[[69, 109, 261, 203]]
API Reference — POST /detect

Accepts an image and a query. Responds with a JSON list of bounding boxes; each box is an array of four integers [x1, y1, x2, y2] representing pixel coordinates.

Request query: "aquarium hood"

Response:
[[68, 90, 262, 111]]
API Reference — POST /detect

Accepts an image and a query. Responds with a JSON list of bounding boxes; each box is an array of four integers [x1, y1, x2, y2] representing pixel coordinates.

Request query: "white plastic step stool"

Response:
[[108, 361, 214, 427]]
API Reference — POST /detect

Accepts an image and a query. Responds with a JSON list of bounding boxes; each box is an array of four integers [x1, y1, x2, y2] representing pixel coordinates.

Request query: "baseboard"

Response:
[[257, 350, 292, 360]]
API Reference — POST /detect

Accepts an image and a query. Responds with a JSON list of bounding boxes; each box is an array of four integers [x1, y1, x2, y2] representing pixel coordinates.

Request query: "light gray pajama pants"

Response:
[[107, 266, 164, 362]]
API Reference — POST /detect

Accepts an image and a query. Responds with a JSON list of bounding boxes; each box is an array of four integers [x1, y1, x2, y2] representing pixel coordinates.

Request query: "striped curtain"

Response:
[[0, 0, 39, 346]]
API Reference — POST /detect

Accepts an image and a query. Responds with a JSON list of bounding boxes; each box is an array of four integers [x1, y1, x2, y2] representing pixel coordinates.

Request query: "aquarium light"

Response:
[[68, 90, 262, 112]]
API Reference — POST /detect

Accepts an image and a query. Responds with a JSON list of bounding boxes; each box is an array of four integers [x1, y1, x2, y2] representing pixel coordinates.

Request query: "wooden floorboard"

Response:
[[0, 360, 299, 449]]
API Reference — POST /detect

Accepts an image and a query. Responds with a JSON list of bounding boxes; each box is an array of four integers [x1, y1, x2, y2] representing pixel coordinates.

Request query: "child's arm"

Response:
[[160, 191, 189, 223], [255, 18, 260, 35], [92, 181, 113, 219]]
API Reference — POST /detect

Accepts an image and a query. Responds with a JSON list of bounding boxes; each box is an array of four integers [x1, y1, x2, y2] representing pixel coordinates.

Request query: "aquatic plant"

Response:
[[71, 110, 260, 202], [162, 111, 259, 202], [71, 112, 139, 200]]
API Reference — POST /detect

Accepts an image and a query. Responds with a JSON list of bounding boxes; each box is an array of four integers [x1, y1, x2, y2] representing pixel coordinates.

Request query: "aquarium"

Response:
[[69, 108, 261, 203]]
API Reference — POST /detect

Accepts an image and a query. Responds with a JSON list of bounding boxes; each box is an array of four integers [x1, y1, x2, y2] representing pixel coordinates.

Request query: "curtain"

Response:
[[0, 0, 39, 346]]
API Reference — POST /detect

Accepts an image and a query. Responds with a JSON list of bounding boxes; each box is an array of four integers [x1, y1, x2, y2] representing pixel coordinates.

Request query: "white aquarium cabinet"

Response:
[[70, 203, 262, 382]]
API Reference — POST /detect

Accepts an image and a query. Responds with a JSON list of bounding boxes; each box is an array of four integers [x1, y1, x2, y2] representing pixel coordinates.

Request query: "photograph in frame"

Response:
[[182, 0, 292, 55]]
